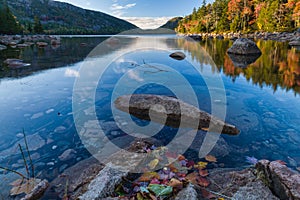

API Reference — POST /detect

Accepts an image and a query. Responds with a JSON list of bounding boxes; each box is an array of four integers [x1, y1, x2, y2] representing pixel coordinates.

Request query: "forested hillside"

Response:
[[177, 0, 300, 34], [2, 0, 137, 35]]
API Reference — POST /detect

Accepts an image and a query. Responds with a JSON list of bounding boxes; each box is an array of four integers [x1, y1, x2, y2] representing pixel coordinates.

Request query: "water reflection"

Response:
[[177, 39, 300, 95]]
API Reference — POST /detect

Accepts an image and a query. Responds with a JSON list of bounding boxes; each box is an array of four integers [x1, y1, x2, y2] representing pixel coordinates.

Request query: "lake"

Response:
[[0, 35, 299, 198]]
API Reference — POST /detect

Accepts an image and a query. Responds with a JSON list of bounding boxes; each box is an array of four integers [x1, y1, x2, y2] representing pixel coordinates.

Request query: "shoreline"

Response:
[[181, 30, 300, 44]]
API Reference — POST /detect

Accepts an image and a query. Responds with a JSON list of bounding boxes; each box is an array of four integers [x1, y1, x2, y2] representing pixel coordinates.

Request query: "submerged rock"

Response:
[[228, 53, 261, 68], [21, 179, 49, 200], [114, 94, 240, 135], [175, 183, 198, 200], [256, 160, 300, 200], [227, 38, 262, 55], [58, 149, 77, 161], [3, 58, 31, 68]]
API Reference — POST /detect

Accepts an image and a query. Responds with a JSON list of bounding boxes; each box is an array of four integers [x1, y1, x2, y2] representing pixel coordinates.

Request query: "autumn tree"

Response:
[[0, 0, 22, 34], [33, 16, 44, 34]]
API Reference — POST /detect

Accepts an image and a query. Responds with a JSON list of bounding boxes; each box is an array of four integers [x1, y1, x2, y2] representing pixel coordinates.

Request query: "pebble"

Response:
[[16, 133, 24, 138], [46, 109, 54, 114], [31, 112, 44, 119], [47, 162, 55, 166], [52, 145, 58, 150], [54, 126, 67, 133]]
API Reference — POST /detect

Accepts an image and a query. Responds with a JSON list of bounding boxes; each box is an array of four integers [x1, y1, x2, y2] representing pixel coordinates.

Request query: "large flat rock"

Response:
[[114, 94, 240, 135]]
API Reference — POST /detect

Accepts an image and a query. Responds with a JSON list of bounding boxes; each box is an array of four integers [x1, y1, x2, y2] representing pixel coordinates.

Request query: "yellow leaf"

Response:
[[205, 155, 217, 163], [148, 159, 159, 170], [197, 162, 208, 169], [139, 172, 160, 182]]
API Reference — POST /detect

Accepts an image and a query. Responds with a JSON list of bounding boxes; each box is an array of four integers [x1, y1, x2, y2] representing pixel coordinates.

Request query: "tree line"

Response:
[[176, 0, 300, 34]]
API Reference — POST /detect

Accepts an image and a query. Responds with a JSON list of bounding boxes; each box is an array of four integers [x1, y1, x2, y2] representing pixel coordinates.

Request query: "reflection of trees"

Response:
[[177, 38, 300, 95]]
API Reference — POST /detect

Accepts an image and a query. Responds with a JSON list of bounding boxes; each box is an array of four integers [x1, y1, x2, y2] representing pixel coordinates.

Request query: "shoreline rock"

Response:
[[227, 38, 262, 55]]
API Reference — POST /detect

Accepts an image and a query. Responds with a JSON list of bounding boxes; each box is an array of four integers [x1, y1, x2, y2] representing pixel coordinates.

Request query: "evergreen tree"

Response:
[[0, 0, 22, 34], [33, 16, 44, 34]]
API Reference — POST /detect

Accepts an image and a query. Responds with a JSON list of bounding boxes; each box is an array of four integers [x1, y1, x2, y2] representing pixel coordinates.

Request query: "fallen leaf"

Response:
[[150, 178, 160, 184], [197, 162, 208, 169], [140, 186, 150, 193], [199, 169, 209, 177], [205, 155, 217, 162], [148, 184, 173, 197], [186, 160, 195, 168], [177, 155, 186, 161], [198, 177, 210, 187], [137, 192, 146, 200], [201, 188, 216, 199], [148, 159, 159, 170], [168, 178, 183, 190], [139, 172, 160, 182], [185, 172, 199, 185], [10, 178, 41, 196]]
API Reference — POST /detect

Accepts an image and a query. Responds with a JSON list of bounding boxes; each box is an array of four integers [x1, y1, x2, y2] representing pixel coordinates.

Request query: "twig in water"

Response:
[[23, 129, 34, 178], [18, 144, 30, 179], [0, 167, 27, 179]]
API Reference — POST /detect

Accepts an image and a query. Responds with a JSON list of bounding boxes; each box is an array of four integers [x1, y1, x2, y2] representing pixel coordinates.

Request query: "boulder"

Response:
[[114, 94, 240, 135], [175, 184, 199, 200], [0, 44, 7, 51], [79, 163, 128, 200], [169, 51, 186, 61], [227, 38, 261, 55], [289, 40, 300, 46], [256, 160, 300, 200], [228, 53, 261, 68], [36, 42, 48, 48], [48, 157, 104, 199]]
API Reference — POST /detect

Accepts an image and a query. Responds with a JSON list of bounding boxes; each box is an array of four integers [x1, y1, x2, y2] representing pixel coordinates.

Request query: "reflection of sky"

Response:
[[0, 36, 299, 174]]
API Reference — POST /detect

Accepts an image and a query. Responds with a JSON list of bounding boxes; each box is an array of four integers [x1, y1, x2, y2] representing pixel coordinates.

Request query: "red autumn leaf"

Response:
[[168, 178, 183, 189], [186, 160, 195, 168], [198, 177, 210, 187], [201, 188, 216, 199], [177, 155, 186, 161], [185, 172, 199, 185], [199, 169, 209, 177], [150, 178, 160, 184]]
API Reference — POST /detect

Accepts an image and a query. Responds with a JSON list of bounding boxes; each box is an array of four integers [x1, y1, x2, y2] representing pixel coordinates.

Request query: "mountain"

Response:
[[0, 0, 22, 34], [6, 0, 137, 34], [160, 17, 183, 30]]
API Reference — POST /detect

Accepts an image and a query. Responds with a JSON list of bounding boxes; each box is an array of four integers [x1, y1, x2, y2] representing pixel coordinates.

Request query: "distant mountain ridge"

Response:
[[160, 17, 183, 30], [7, 0, 137, 34]]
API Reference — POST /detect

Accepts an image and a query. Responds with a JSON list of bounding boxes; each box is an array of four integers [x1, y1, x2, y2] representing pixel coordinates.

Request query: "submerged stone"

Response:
[[114, 94, 240, 135], [169, 51, 186, 61]]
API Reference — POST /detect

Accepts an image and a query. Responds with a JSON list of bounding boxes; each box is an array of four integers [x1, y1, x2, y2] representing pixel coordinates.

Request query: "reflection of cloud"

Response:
[[122, 17, 174, 29], [65, 68, 80, 77], [128, 70, 144, 82], [110, 3, 136, 17]]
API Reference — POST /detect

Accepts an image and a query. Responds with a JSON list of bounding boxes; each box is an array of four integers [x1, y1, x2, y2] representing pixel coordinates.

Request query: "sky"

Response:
[[55, 0, 213, 29]]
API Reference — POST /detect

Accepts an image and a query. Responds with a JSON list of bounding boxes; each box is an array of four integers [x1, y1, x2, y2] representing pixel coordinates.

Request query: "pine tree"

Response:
[[0, 0, 22, 34], [33, 16, 44, 34]]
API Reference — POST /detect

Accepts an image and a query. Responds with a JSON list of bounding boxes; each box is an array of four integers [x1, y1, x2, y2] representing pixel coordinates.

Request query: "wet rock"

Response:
[[21, 179, 49, 200], [48, 157, 104, 199], [169, 51, 186, 61], [59, 149, 77, 161], [289, 39, 300, 46], [51, 39, 61, 46], [227, 38, 262, 55], [228, 53, 261, 68], [79, 163, 127, 199], [114, 94, 240, 135], [188, 35, 202, 41], [256, 160, 300, 200], [232, 181, 279, 200], [0, 44, 7, 51], [3, 58, 31, 68], [36, 42, 48, 48], [175, 183, 198, 200], [17, 44, 29, 48]]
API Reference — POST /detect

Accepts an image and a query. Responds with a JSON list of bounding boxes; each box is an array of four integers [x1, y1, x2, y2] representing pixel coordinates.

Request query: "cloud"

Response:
[[110, 3, 136, 17], [122, 16, 174, 29], [64, 68, 80, 77]]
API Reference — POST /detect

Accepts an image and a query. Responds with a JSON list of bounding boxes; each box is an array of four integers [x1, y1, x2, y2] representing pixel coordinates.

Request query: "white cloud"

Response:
[[122, 16, 174, 29], [64, 68, 80, 77], [110, 3, 136, 17]]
